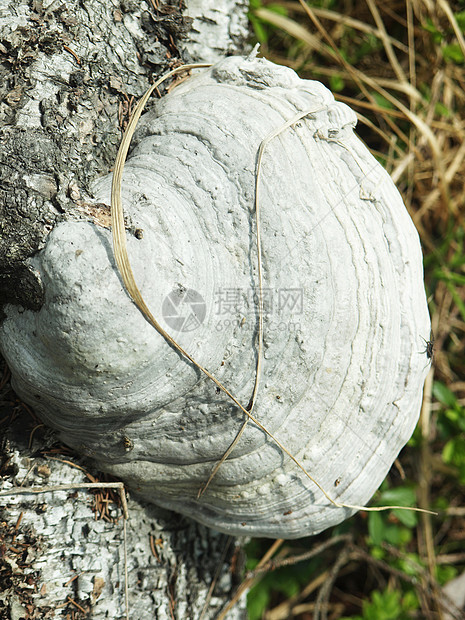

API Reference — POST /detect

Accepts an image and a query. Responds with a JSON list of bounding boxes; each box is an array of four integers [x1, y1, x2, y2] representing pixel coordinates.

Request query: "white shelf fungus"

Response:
[[0, 56, 431, 538]]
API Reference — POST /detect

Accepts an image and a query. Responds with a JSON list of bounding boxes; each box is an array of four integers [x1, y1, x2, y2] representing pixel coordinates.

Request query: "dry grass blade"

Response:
[[111, 64, 329, 497], [110, 61, 272, 501], [110, 63, 210, 310], [406, 0, 416, 90], [418, 366, 442, 615], [365, 0, 408, 85], [254, 7, 325, 52], [293, 0, 450, 208], [247, 534, 352, 578], [197, 420, 248, 498], [294, 0, 422, 160], [362, 80, 450, 207], [313, 546, 352, 620], [123, 518, 129, 620], [279, 2, 408, 52], [265, 572, 329, 620]]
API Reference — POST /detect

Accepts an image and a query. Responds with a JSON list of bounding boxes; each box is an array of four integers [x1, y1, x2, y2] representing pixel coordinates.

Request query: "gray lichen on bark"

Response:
[[183, 0, 250, 62]]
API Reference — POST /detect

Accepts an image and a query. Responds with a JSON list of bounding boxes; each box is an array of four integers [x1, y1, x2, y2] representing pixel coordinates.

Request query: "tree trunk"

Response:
[[0, 1, 248, 617]]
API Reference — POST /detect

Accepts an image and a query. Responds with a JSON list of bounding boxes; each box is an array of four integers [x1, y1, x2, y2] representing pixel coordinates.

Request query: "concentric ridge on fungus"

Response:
[[0, 56, 430, 538]]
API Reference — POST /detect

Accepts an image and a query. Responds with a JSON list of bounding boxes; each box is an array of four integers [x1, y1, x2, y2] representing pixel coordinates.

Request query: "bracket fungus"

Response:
[[0, 56, 430, 539]]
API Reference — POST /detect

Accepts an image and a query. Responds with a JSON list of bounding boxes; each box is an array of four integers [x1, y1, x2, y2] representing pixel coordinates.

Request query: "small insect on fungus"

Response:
[[421, 333, 435, 363]]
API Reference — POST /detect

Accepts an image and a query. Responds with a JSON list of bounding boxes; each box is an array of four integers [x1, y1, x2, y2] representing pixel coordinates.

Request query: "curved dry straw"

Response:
[[110, 63, 435, 517]]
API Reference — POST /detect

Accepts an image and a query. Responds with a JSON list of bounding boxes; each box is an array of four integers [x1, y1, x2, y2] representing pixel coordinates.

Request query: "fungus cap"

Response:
[[0, 56, 430, 538]]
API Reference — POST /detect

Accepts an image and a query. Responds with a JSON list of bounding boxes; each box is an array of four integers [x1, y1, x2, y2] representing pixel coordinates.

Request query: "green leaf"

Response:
[[363, 588, 403, 619], [267, 2, 288, 16], [445, 281, 465, 320], [368, 511, 384, 546], [370, 546, 385, 560], [458, 464, 465, 483], [433, 381, 457, 408], [442, 436, 465, 466], [272, 570, 300, 598], [434, 496, 450, 511], [379, 486, 415, 506], [436, 564, 458, 585], [444, 407, 465, 432], [407, 425, 422, 447], [384, 523, 412, 546], [250, 16, 269, 44], [393, 507, 418, 528], [422, 19, 444, 43], [442, 438, 455, 463], [434, 101, 451, 117], [454, 11, 465, 32], [247, 580, 270, 620], [435, 269, 465, 285], [329, 74, 345, 92], [372, 92, 395, 110], [244, 539, 266, 571], [402, 589, 420, 612], [397, 553, 422, 577], [442, 43, 465, 64]]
